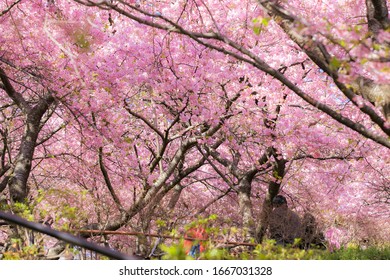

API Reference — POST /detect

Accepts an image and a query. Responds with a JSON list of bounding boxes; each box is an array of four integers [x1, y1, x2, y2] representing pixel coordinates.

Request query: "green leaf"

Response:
[[252, 17, 270, 35], [261, 17, 270, 26], [124, 137, 133, 144], [329, 57, 342, 71], [373, 43, 381, 51], [253, 25, 262, 35]]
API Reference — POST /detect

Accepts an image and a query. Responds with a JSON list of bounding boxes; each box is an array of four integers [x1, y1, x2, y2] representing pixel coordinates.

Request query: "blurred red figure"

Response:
[[183, 226, 208, 257]]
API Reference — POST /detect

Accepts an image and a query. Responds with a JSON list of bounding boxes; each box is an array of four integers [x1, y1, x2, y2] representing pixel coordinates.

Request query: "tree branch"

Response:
[[98, 147, 125, 213], [124, 99, 165, 139], [195, 188, 232, 216], [80, 0, 390, 148], [0, 0, 23, 17], [258, 1, 390, 135], [292, 154, 364, 161], [0, 68, 30, 112]]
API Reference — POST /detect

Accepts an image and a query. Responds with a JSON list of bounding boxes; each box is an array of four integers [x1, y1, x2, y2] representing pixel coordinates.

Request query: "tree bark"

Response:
[[366, 0, 390, 35], [0, 68, 55, 203], [255, 152, 286, 243], [237, 171, 258, 239]]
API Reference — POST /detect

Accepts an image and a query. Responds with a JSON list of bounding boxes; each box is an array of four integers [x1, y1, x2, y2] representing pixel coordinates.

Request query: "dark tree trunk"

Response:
[[255, 154, 286, 243], [0, 68, 55, 203], [366, 0, 390, 35], [8, 118, 40, 202]]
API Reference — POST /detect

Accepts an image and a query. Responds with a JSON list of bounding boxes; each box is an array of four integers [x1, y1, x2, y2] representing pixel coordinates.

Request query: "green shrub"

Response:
[[323, 245, 390, 260], [158, 238, 390, 260]]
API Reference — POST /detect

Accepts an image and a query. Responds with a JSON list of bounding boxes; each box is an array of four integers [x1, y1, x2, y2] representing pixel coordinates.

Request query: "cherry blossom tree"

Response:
[[0, 0, 389, 258]]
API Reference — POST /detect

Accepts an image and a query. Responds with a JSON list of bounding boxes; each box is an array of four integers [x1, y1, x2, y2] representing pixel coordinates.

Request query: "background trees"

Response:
[[0, 0, 389, 258]]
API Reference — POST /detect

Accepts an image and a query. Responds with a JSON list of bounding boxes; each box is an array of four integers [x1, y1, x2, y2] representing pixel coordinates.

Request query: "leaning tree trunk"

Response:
[[8, 98, 55, 203], [9, 116, 41, 202], [0, 68, 55, 203]]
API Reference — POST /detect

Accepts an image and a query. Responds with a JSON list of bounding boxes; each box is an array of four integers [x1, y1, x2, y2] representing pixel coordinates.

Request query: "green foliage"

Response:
[[322, 244, 390, 260], [254, 242, 390, 260], [329, 57, 342, 71], [11, 202, 34, 221], [2, 238, 43, 260], [252, 16, 270, 35], [158, 234, 390, 260], [160, 240, 194, 260], [0, 187, 93, 260], [73, 29, 91, 49], [184, 214, 218, 231], [253, 240, 323, 260], [156, 219, 167, 228], [203, 248, 231, 260], [32, 188, 89, 231]]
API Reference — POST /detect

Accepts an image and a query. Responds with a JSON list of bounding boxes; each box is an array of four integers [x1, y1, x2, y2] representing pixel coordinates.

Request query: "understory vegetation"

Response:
[[160, 241, 390, 260]]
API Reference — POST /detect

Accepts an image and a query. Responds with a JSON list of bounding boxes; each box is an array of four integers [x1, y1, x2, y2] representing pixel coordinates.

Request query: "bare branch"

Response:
[[36, 123, 66, 146], [196, 143, 236, 190], [292, 154, 363, 161], [195, 188, 232, 216], [0, 0, 23, 17], [98, 147, 125, 213], [0, 68, 30, 112], [124, 100, 165, 140]]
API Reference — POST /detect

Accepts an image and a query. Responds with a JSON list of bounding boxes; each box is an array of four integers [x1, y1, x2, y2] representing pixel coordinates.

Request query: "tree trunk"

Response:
[[8, 117, 40, 202], [237, 172, 258, 240], [1, 68, 55, 203], [255, 155, 286, 243], [366, 0, 390, 35]]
